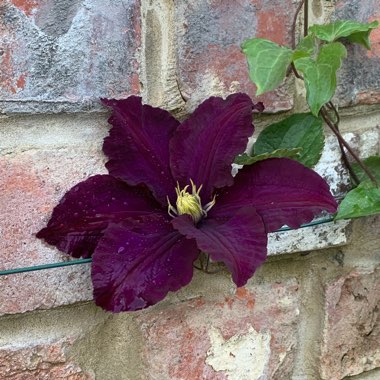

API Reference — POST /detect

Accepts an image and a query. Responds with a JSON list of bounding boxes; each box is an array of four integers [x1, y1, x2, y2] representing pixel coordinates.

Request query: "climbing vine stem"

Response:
[[319, 106, 378, 186], [291, 0, 378, 188]]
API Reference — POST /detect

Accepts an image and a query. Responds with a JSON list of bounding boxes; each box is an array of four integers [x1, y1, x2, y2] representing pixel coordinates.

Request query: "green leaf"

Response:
[[293, 35, 317, 60], [347, 31, 375, 50], [309, 20, 379, 49], [253, 113, 324, 167], [335, 181, 380, 219], [294, 42, 347, 116], [235, 148, 301, 166], [241, 38, 294, 95], [352, 156, 380, 184]]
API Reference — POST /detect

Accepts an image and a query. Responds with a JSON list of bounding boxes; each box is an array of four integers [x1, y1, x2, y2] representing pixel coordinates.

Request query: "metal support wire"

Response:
[[275, 215, 334, 232], [0, 258, 92, 276], [0, 216, 335, 277]]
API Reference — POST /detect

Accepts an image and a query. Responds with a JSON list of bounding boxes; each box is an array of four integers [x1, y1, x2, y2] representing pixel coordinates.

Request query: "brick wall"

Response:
[[0, 1, 379, 379]]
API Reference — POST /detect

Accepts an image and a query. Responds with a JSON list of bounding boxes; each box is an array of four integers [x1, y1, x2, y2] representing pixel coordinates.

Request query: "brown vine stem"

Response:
[[323, 103, 360, 185], [291, 0, 306, 49], [304, 0, 309, 37], [287, 0, 306, 76], [291, 63, 303, 79], [320, 107, 378, 186], [326, 102, 361, 184]]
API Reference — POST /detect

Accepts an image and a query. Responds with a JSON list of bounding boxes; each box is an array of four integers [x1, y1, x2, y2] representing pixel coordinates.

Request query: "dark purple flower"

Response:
[[37, 94, 337, 312]]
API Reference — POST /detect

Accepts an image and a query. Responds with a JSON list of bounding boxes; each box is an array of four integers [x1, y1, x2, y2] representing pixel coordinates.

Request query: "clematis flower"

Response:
[[37, 93, 337, 313]]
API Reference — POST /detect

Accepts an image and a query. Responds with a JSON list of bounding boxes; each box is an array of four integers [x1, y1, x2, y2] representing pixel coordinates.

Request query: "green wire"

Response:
[[275, 215, 335, 232], [0, 216, 335, 277], [0, 258, 92, 276]]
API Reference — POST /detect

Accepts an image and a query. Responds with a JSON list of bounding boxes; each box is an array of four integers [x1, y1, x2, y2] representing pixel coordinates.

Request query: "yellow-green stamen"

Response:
[[167, 180, 216, 223]]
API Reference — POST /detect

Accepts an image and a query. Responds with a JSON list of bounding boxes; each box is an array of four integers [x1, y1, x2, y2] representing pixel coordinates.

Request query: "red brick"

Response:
[[137, 280, 300, 380], [8, 0, 39, 17], [0, 265, 93, 316], [175, 0, 300, 113], [0, 338, 93, 379], [333, 0, 380, 107], [0, 149, 105, 269], [0, 0, 141, 113], [320, 268, 380, 380], [0, 149, 105, 314]]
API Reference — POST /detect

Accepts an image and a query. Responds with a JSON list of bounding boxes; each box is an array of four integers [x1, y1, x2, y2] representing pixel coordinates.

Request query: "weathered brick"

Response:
[[174, 0, 300, 113], [0, 265, 92, 316], [0, 0, 141, 114], [0, 148, 104, 314], [0, 149, 105, 269], [137, 280, 300, 380], [0, 338, 93, 379], [320, 268, 380, 380], [332, 0, 380, 106]]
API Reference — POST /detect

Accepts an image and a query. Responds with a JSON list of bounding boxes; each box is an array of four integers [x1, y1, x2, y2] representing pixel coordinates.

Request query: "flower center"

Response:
[[167, 180, 216, 223]]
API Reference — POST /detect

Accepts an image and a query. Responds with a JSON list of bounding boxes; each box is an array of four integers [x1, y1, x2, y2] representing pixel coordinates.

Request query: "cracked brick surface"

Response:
[[0, 0, 141, 113], [320, 268, 380, 380]]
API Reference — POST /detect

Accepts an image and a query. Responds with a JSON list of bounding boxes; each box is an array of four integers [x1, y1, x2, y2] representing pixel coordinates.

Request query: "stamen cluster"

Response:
[[167, 180, 216, 223]]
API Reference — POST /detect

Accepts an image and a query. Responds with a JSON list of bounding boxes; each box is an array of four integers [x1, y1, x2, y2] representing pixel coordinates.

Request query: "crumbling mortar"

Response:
[[140, 0, 185, 112]]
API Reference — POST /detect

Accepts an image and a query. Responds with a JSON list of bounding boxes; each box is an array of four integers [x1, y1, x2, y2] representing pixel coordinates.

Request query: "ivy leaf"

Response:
[[347, 30, 376, 50], [294, 42, 347, 116], [253, 113, 324, 167], [241, 38, 294, 95], [309, 20, 379, 49], [335, 181, 380, 220], [235, 148, 301, 166], [352, 156, 380, 184], [293, 35, 317, 60]]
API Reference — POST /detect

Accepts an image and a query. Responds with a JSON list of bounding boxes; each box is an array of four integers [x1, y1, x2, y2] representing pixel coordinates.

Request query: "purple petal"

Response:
[[210, 158, 338, 232], [91, 215, 199, 312], [170, 93, 258, 201], [172, 208, 267, 287], [36, 175, 161, 258], [102, 97, 179, 205]]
